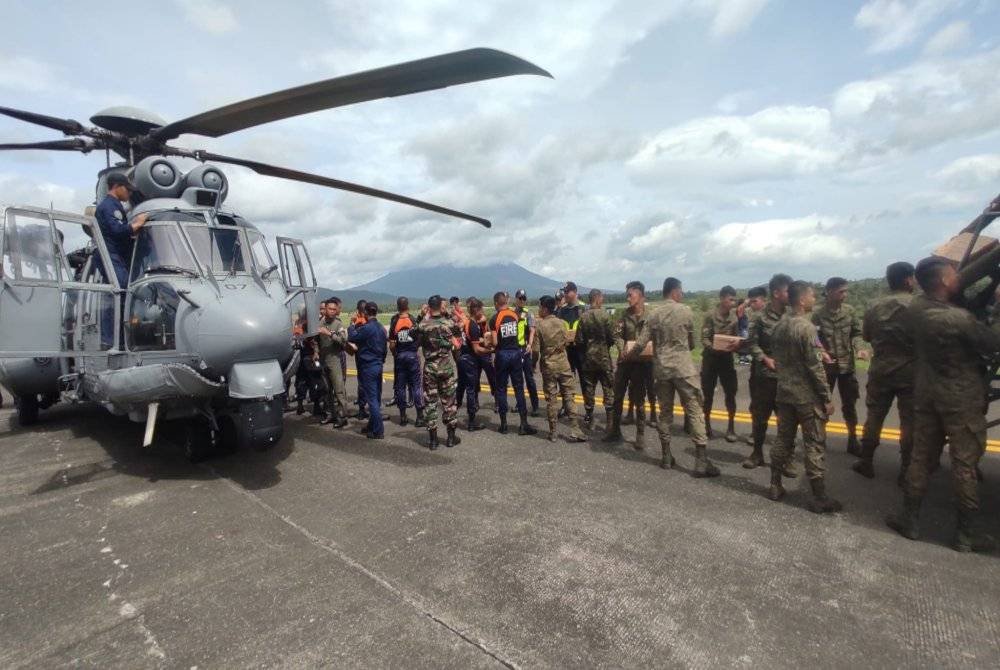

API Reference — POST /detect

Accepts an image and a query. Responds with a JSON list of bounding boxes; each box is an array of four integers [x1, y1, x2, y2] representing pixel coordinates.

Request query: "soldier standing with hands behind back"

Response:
[[536, 295, 586, 443]]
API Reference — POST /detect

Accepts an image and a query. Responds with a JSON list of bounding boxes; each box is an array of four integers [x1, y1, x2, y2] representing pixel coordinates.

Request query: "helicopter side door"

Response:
[[275, 237, 319, 336], [0, 206, 120, 358]]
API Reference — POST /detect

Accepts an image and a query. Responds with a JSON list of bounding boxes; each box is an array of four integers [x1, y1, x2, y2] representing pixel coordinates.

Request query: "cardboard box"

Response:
[[933, 231, 998, 264], [712, 334, 744, 352], [624, 340, 654, 360]]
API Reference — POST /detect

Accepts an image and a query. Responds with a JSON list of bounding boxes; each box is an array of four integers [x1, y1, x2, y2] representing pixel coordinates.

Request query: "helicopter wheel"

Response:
[[14, 394, 39, 427], [184, 418, 218, 463], [216, 415, 240, 456]]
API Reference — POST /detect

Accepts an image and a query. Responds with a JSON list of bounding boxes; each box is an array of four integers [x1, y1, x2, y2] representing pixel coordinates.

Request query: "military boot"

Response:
[[725, 417, 738, 443], [846, 424, 861, 456], [807, 478, 843, 514], [518, 413, 537, 436], [414, 408, 427, 428], [567, 418, 586, 443], [742, 447, 765, 469], [467, 413, 485, 431], [399, 410, 409, 427], [603, 411, 622, 442], [886, 495, 922, 540], [445, 426, 461, 448], [692, 445, 720, 478], [547, 421, 557, 442], [583, 407, 594, 429], [498, 414, 509, 434], [622, 406, 635, 426], [704, 412, 714, 439], [852, 438, 876, 478], [767, 468, 785, 501], [954, 507, 997, 553], [648, 404, 657, 428], [427, 429, 439, 451], [660, 441, 675, 469], [782, 460, 800, 478]]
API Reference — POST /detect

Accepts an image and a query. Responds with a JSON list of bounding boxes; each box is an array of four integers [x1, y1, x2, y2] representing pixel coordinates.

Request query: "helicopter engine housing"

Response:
[[132, 156, 185, 200]]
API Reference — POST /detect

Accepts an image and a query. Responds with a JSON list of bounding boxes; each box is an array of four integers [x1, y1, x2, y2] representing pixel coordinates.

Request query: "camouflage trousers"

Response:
[[613, 361, 654, 420], [860, 376, 913, 466], [653, 374, 707, 449], [581, 364, 614, 411], [422, 361, 458, 430], [542, 366, 578, 428], [771, 402, 827, 480], [905, 407, 987, 511], [825, 367, 860, 426]]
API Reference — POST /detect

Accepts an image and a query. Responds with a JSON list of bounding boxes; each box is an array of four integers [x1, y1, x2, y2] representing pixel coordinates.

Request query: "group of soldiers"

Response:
[[291, 259, 999, 554]]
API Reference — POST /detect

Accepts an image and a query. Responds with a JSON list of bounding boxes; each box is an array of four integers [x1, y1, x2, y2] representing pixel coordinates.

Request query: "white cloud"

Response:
[[628, 106, 842, 183], [923, 19, 972, 55], [0, 173, 85, 211], [175, 0, 238, 34], [0, 54, 60, 94], [697, 0, 771, 38], [854, 0, 960, 53], [934, 153, 1000, 186], [705, 214, 872, 264]]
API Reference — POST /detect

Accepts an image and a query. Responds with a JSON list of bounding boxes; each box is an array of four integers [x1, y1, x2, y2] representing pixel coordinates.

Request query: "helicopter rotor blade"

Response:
[[152, 48, 551, 142], [186, 150, 491, 228], [0, 138, 93, 152], [0, 106, 86, 136]]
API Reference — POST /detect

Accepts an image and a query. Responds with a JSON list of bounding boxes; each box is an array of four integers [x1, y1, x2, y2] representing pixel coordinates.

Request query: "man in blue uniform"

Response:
[[389, 296, 425, 427], [348, 301, 387, 439], [489, 292, 538, 436], [514, 289, 540, 417]]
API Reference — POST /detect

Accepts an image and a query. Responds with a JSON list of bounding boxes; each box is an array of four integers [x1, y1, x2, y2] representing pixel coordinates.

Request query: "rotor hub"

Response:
[[90, 106, 167, 135]]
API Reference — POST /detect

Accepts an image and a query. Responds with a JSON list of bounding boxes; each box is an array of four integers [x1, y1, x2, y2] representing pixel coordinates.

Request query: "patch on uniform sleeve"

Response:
[[113, 210, 123, 220]]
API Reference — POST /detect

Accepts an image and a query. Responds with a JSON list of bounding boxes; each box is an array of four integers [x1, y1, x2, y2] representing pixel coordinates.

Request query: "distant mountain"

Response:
[[344, 263, 589, 301], [316, 288, 397, 306]]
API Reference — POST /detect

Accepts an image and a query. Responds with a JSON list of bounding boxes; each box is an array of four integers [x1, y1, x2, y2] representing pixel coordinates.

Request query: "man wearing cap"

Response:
[[95, 173, 148, 290], [514, 289, 540, 417], [556, 282, 585, 379]]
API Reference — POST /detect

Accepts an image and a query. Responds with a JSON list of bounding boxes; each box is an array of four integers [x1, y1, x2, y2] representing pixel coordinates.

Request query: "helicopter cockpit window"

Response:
[[2, 212, 59, 282], [127, 281, 180, 351], [185, 226, 248, 274], [247, 231, 276, 275], [130, 224, 200, 282]]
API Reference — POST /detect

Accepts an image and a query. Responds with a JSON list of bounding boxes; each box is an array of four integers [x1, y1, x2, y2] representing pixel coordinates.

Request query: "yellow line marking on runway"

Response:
[[346, 369, 1000, 454]]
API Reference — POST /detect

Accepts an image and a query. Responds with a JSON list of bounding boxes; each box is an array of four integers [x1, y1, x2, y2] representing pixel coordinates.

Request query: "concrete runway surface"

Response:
[[1, 364, 999, 668]]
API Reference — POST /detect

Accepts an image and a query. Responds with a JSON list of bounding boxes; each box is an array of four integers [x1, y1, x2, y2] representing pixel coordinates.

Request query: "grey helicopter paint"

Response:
[[0, 48, 551, 459]]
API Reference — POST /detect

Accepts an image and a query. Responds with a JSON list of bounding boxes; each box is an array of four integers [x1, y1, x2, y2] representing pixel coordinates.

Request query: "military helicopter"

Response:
[[0, 48, 550, 459]]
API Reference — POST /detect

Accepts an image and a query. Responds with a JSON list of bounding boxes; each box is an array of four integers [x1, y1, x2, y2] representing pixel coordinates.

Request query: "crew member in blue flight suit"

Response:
[[348, 301, 387, 439], [488, 292, 538, 436], [389, 296, 425, 427], [94, 173, 148, 347]]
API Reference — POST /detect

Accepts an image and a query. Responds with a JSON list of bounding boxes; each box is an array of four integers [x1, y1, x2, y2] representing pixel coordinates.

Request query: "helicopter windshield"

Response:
[[247, 230, 276, 275], [184, 225, 248, 274], [130, 223, 200, 282]]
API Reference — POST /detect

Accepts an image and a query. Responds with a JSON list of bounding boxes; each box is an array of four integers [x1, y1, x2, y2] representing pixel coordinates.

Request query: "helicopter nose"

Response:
[[196, 291, 291, 373]]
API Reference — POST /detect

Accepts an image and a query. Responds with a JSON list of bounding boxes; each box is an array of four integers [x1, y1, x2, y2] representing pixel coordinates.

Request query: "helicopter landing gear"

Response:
[[14, 394, 39, 427], [184, 418, 219, 463]]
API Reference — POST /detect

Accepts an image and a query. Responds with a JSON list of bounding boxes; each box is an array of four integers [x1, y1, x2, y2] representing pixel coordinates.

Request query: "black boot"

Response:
[[584, 407, 594, 428], [296, 398, 305, 415], [498, 414, 509, 434], [446, 426, 461, 448], [808, 478, 843, 514], [852, 438, 876, 479], [603, 412, 623, 442], [414, 408, 427, 428], [467, 413, 485, 431], [886, 495, 922, 540], [660, 441, 675, 469], [518, 413, 537, 436], [767, 468, 785, 501], [846, 424, 861, 456], [399, 410, 409, 427], [428, 429, 439, 451], [954, 507, 996, 553]]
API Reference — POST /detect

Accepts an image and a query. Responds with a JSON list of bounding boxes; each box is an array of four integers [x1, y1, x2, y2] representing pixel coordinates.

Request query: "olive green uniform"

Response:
[[631, 299, 716, 474], [812, 303, 863, 432], [536, 314, 584, 440], [700, 307, 739, 422], [904, 295, 1000, 514], [747, 305, 784, 453], [613, 308, 655, 431], [858, 292, 914, 477], [318, 315, 349, 420], [577, 307, 615, 414], [770, 313, 833, 480]]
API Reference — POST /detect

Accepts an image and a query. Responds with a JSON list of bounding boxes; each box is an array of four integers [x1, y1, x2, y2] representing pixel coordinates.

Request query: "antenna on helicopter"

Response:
[[0, 48, 552, 228]]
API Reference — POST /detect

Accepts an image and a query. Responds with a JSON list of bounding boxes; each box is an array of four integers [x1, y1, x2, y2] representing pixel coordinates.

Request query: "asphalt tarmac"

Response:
[[2, 364, 999, 668]]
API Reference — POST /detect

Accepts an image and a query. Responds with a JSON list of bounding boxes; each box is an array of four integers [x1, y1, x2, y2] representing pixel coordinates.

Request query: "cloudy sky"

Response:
[[2, 0, 999, 290]]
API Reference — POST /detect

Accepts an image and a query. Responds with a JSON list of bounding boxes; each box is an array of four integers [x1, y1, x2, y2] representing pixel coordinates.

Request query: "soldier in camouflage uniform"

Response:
[[700, 285, 740, 442], [317, 297, 349, 428], [812, 277, 869, 455], [887, 258, 1000, 553], [536, 295, 586, 442], [853, 262, 915, 484], [630, 278, 719, 477], [577, 289, 616, 435], [744, 274, 792, 470], [416, 294, 462, 450], [606, 281, 654, 449], [767, 281, 841, 513]]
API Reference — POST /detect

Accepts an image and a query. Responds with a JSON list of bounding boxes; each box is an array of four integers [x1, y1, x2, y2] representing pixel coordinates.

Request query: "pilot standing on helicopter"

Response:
[[94, 173, 148, 288]]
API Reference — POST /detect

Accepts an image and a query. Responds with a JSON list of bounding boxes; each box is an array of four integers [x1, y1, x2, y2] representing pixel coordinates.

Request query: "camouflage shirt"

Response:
[[417, 313, 460, 374], [908, 294, 1000, 414], [317, 316, 348, 357], [631, 299, 697, 380], [701, 306, 739, 359], [536, 314, 572, 373], [577, 307, 615, 371], [863, 292, 914, 385], [748, 304, 784, 379], [812, 303, 863, 374], [613, 306, 648, 353], [772, 313, 831, 406]]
